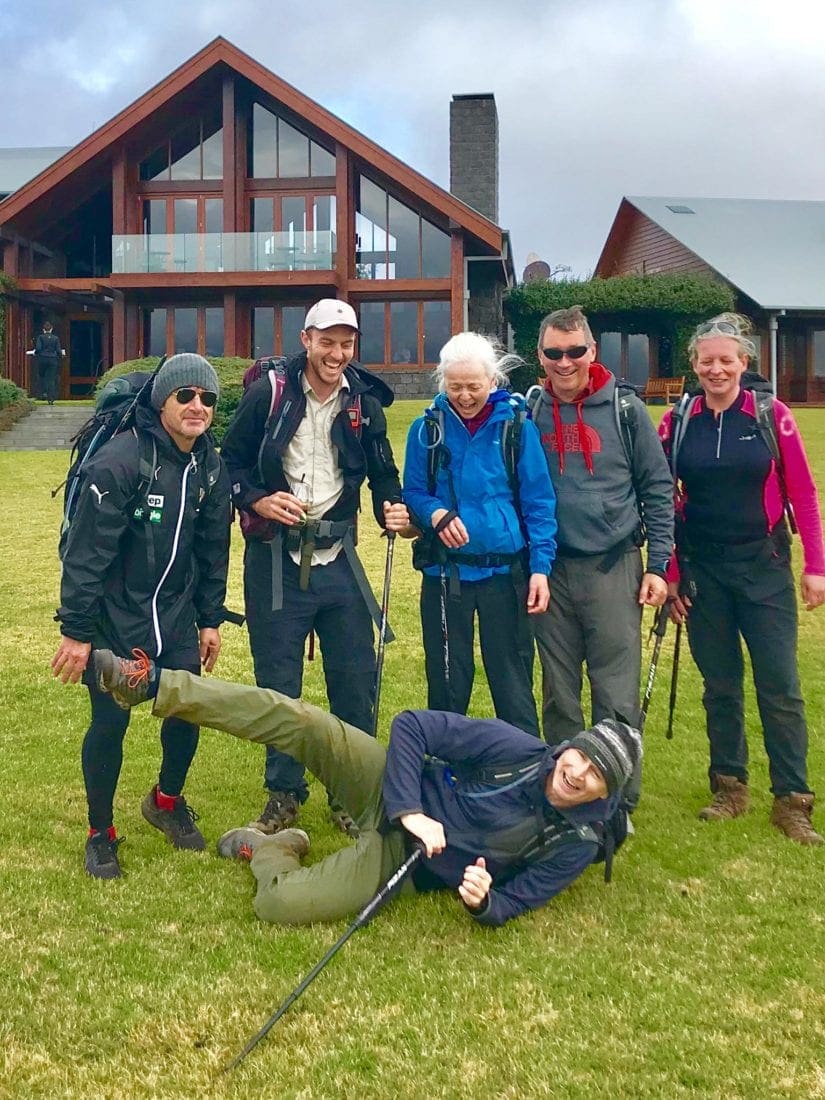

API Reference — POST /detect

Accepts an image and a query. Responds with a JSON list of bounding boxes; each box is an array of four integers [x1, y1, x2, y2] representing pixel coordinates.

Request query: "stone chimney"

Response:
[[450, 94, 499, 223]]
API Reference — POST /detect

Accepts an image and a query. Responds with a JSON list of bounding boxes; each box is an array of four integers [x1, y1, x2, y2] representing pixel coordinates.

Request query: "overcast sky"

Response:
[[3, 0, 825, 276]]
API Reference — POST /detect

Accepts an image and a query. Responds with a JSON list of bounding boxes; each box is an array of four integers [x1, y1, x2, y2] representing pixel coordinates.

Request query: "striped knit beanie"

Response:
[[567, 720, 642, 796]]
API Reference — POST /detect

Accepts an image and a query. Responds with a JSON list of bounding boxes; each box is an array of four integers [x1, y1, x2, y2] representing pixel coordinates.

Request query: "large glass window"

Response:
[[356, 175, 450, 280], [140, 116, 223, 181], [359, 303, 386, 364], [598, 331, 649, 386], [251, 304, 312, 359], [423, 301, 451, 362], [146, 309, 167, 357], [391, 302, 417, 363], [173, 308, 198, 353], [204, 308, 224, 357], [248, 102, 335, 178], [813, 331, 825, 377], [357, 299, 451, 365]]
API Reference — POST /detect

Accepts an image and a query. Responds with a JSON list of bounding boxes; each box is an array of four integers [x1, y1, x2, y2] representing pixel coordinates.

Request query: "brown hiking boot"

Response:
[[770, 793, 824, 846], [248, 791, 300, 835], [698, 774, 750, 821]]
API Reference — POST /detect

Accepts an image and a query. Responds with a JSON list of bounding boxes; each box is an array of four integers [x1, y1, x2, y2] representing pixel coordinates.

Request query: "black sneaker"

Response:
[[84, 832, 123, 879], [94, 648, 157, 710], [248, 790, 300, 835], [141, 789, 206, 850]]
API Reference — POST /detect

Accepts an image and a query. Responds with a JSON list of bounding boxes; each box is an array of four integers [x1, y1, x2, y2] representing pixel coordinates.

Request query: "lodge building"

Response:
[[0, 37, 513, 399]]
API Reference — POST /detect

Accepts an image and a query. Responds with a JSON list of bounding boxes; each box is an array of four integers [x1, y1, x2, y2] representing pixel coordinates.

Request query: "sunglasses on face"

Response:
[[174, 388, 217, 407], [541, 345, 590, 361], [695, 321, 738, 337]]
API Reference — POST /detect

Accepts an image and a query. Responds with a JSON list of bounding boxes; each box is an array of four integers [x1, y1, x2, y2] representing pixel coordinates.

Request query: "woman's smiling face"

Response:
[[444, 360, 496, 419]]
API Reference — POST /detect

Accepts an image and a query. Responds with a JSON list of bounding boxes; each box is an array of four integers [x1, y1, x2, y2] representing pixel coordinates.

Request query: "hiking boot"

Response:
[[269, 828, 311, 860], [94, 648, 157, 709], [216, 826, 268, 861], [141, 788, 206, 850], [84, 832, 123, 880], [770, 793, 824, 846], [697, 774, 750, 821], [249, 791, 300, 834], [329, 802, 360, 838]]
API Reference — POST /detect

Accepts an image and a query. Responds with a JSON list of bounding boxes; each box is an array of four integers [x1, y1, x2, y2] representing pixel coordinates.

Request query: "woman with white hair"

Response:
[[403, 332, 557, 735]]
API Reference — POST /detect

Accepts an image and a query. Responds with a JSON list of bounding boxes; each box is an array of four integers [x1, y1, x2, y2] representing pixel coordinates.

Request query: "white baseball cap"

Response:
[[303, 299, 359, 332]]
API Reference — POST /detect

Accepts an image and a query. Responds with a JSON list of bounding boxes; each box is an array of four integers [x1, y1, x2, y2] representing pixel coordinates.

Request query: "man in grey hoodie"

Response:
[[530, 306, 673, 802]]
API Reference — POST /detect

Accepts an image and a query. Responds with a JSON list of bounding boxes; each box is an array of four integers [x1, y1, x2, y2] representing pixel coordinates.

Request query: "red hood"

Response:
[[544, 362, 613, 401]]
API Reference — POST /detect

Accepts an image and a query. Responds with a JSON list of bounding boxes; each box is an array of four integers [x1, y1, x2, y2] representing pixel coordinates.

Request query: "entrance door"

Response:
[[68, 320, 104, 398]]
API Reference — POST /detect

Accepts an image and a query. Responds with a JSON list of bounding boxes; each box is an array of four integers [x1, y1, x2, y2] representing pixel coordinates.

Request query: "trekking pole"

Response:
[[223, 846, 423, 1073], [666, 621, 682, 741], [371, 531, 396, 736], [439, 564, 452, 709], [639, 603, 668, 732]]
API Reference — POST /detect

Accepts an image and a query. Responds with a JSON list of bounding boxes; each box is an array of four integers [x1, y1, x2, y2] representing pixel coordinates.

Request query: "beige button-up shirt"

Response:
[[281, 372, 350, 567]]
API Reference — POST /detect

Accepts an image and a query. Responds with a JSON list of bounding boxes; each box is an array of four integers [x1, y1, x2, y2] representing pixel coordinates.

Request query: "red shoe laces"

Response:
[[121, 647, 151, 689]]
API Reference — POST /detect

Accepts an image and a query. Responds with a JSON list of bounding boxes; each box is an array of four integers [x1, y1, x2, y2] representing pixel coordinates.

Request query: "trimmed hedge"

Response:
[[99, 356, 252, 445], [504, 274, 736, 393], [0, 376, 34, 432]]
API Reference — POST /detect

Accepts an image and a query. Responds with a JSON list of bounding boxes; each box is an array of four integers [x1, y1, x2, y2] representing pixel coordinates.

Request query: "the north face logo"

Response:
[[541, 423, 602, 454]]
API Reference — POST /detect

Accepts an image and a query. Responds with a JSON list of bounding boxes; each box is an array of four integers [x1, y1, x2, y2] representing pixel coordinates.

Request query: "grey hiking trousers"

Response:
[[153, 670, 409, 924]]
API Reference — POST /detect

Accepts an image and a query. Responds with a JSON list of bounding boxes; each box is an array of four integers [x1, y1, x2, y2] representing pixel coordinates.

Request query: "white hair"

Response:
[[433, 331, 522, 392]]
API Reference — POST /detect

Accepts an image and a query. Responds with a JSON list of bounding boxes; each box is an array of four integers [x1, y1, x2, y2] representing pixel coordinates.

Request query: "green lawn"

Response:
[[0, 403, 823, 1099]]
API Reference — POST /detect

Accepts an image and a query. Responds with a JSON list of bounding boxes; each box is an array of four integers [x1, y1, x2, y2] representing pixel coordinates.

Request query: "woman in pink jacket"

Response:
[[660, 313, 825, 844]]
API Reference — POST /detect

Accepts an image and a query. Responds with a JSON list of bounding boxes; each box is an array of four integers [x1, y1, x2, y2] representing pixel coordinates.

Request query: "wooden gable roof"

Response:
[[0, 36, 502, 251]]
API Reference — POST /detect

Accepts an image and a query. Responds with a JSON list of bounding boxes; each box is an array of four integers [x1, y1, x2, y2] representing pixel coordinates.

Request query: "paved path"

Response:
[[0, 404, 93, 451]]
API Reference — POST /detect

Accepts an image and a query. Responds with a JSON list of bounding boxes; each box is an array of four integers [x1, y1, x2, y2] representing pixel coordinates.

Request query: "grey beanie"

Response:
[[567, 719, 642, 796], [151, 353, 220, 411]]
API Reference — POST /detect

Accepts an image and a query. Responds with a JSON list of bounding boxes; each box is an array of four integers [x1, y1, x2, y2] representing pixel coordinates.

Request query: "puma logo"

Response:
[[89, 484, 109, 505]]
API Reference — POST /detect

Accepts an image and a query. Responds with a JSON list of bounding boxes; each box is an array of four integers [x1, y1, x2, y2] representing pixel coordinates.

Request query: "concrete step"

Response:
[[0, 404, 94, 450]]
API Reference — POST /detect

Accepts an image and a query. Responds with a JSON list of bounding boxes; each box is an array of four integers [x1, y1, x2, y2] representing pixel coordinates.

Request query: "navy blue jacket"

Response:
[[383, 710, 618, 926], [58, 405, 231, 658]]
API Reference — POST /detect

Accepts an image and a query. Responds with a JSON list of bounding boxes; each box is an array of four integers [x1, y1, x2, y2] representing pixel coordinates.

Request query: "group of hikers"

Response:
[[51, 298, 825, 928]]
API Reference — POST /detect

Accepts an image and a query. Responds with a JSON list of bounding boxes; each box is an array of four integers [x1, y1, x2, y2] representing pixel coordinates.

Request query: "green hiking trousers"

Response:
[[154, 670, 409, 924]]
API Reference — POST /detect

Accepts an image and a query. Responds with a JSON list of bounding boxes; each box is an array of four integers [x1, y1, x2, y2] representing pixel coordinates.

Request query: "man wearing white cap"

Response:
[[221, 299, 411, 836]]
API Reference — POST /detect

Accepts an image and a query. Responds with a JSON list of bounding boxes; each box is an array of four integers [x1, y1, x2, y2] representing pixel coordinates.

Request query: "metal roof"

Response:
[[0, 146, 73, 198], [627, 195, 825, 310]]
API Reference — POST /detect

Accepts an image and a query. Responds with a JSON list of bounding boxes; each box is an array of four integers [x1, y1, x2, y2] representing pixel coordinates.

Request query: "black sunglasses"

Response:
[[541, 345, 590, 361], [695, 321, 738, 337], [174, 387, 217, 407]]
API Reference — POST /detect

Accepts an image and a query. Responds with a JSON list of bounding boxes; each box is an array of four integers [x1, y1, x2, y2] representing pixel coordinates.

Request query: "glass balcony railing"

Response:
[[111, 231, 335, 274]]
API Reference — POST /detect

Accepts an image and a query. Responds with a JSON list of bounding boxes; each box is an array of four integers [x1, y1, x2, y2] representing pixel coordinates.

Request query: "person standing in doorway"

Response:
[[34, 321, 63, 404]]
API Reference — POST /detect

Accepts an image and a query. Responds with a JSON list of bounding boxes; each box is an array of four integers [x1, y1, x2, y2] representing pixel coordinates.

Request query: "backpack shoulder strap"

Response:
[[613, 384, 638, 470], [668, 393, 700, 478], [524, 384, 543, 420], [752, 391, 796, 533], [425, 407, 446, 495]]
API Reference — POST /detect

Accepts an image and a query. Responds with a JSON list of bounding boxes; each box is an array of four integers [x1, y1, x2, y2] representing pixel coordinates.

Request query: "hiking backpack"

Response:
[[239, 355, 364, 539], [440, 753, 630, 884], [666, 373, 796, 533]]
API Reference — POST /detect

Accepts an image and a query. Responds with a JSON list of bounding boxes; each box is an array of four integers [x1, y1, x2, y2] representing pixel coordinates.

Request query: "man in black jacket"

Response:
[[34, 321, 63, 403], [52, 353, 233, 880], [221, 299, 411, 836]]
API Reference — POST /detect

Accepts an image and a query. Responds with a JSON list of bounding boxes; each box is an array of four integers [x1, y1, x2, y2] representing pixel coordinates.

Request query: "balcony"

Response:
[[111, 231, 335, 274]]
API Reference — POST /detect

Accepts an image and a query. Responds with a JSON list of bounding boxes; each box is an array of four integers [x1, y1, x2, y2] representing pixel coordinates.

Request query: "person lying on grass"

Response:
[[93, 649, 641, 927]]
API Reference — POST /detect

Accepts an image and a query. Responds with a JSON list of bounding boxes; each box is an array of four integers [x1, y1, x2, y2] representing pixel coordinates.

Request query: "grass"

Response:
[[0, 403, 823, 1099]]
